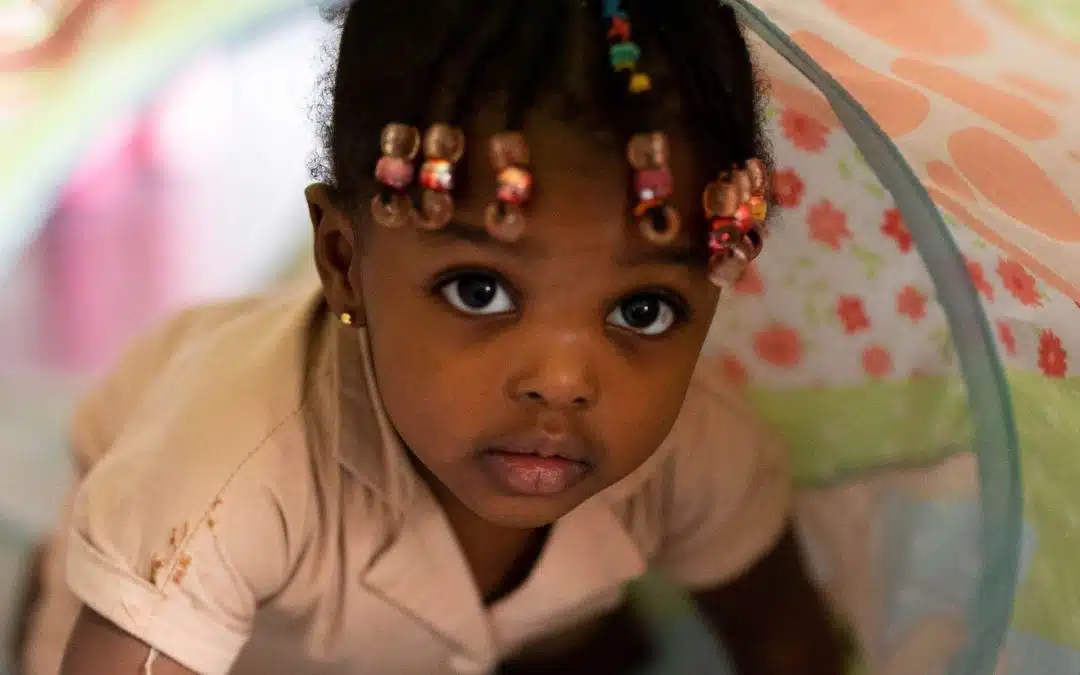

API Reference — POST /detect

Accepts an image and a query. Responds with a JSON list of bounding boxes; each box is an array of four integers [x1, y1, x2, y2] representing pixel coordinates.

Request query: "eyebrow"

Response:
[[619, 245, 708, 269], [418, 220, 536, 255]]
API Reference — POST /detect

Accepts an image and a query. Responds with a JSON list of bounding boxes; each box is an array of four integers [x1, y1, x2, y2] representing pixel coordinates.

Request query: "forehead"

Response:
[[448, 110, 709, 259], [462, 108, 703, 188]]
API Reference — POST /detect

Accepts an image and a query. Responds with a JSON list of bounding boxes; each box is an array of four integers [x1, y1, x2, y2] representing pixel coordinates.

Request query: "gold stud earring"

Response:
[[339, 312, 353, 326]]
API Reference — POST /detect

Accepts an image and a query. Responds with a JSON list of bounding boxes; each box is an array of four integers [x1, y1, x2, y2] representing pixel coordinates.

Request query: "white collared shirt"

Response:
[[53, 279, 790, 675]]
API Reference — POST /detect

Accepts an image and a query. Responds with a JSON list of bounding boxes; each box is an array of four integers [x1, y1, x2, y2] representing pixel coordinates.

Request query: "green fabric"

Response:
[[1007, 372, 1080, 648], [1003, 0, 1080, 40], [752, 370, 1080, 652], [749, 377, 972, 486]]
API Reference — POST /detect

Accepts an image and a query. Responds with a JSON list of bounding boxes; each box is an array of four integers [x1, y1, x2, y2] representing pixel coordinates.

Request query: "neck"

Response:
[[415, 458, 549, 604]]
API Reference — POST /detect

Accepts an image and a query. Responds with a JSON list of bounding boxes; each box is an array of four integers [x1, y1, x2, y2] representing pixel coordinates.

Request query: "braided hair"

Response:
[[311, 0, 770, 236]]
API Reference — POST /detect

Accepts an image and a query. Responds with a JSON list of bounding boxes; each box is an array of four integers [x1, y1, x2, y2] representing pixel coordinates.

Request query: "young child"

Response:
[[14, 1, 846, 673]]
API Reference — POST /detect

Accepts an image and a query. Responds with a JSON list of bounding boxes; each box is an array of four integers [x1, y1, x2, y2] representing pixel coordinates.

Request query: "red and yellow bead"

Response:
[[420, 159, 454, 192], [496, 166, 532, 205], [749, 195, 768, 223]]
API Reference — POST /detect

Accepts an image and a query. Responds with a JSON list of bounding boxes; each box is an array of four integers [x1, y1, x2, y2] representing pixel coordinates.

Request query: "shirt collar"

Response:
[[324, 318, 417, 513]]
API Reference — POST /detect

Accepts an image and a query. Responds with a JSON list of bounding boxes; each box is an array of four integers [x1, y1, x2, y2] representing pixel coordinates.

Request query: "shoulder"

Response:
[[72, 282, 335, 581], [609, 366, 788, 508], [608, 367, 792, 587], [662, 369, 789, 507], [74, 283, 325, 464]]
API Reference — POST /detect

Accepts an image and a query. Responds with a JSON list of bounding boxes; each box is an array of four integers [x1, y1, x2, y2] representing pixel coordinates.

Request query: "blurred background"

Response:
[[0, 2, 333, 665], [2, 1, 1078, 673]]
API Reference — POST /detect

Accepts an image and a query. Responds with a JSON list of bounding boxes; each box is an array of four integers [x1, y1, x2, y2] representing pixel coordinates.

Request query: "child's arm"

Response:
[[62, 608, 197, 675], [56, 421, 307, 675]]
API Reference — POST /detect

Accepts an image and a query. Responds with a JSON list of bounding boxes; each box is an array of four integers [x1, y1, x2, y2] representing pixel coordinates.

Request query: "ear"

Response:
[[306, 184, 365, 324]]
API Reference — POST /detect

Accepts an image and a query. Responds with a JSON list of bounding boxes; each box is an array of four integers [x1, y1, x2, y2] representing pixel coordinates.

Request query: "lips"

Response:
[[495, 435, 590, 463], [476, 431, 595, 497]]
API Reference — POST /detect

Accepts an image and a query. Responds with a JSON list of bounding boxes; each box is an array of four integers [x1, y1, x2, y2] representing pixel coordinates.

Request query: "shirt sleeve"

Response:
[[65, 374, 311, 675], [651, 378, 792, 590], [22, 306, 244, 675]]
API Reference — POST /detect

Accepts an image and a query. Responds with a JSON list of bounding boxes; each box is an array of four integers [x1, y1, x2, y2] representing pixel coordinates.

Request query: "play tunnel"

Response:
[[1, 1, 1078, 673]]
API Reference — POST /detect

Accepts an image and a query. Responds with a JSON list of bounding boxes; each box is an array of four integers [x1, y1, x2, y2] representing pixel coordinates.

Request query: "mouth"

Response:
[[476, 435, 595, 497]]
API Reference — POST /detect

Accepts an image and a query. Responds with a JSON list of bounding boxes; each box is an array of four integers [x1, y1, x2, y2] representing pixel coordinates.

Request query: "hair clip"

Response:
[[484, 132, 532, 242], [703, 159, 770, 289], [627, 132, 680, 245], [371, 123, 421, 228], [417, 124, 466, 230]]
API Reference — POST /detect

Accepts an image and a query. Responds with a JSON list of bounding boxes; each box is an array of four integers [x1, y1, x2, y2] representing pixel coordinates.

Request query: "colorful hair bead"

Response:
[[702, 160, 771, 289], [604, 3, 675, 244], [375, 156, 414, 190], [417, 124, 465, 231], [371, 123, 420, 228], [707, 240, 751, 288], [484, 132, 532, 242], [627, 132, 681, 245], [603, 0, 651, 97], [607, 15, 631, 41], [610, 41, 641, 71], [746, 158, 768, 193], [595, 1, 771, 290], [419, 159, 454, 192], [628, 73, 652, 93], [745, 158, 770, 222], [497, 166, 532, 205]]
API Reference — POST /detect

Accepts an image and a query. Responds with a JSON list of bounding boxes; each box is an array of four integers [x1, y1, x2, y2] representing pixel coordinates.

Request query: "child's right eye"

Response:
[[439, 273, 516, 316]]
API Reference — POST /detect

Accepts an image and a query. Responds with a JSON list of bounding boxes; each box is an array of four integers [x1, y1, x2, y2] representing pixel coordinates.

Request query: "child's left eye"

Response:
[[439, 273, 515, 316], [607, 294, 680, 337]]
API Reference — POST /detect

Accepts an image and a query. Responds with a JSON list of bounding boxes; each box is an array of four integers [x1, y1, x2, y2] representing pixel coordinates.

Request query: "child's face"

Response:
[[313, 114, 721, 529]]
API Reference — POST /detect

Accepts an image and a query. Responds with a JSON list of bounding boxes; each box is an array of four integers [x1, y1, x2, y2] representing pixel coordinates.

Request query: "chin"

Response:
[[469, 493, 584, 530]]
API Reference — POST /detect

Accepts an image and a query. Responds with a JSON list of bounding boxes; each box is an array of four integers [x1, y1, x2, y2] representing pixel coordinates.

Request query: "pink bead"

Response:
[[708, 224, 740, 255], [375, 156, 414, 189], [634, 168, 673, 200], [734, 203, 753, 231], [496, 166, 532, 204]]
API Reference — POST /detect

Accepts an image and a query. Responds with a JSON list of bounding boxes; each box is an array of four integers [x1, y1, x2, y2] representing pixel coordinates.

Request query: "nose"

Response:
[[508, 342, 599, 411]]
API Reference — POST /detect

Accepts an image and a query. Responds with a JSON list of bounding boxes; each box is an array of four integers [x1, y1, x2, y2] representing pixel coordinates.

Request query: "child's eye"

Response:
[[607, 293, 681, 337], [439, 273, 515, 316]]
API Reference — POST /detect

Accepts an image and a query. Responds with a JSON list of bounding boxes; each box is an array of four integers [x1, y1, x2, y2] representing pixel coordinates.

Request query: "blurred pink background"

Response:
[[0, 10, 329, 659]]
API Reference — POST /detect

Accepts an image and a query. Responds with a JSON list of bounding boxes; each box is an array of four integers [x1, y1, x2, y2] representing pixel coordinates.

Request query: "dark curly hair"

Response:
[[310, 0, 770, 217]]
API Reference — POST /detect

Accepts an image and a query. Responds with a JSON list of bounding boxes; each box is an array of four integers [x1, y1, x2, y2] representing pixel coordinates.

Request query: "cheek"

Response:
[[601, 310, 714, 470], [597, 357, 698, 471], [358, 248, 509, 445], [364, 306, 503, 456]]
